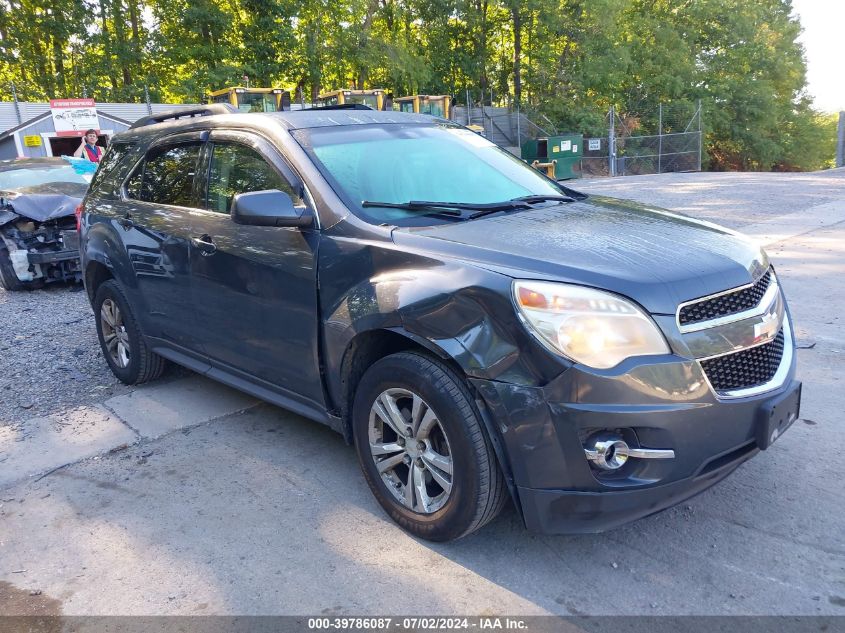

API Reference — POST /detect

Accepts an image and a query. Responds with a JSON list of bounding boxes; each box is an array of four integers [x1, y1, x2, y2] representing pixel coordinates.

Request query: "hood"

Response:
[[390, 195, 768, 315], [0, 182, 86, 223]]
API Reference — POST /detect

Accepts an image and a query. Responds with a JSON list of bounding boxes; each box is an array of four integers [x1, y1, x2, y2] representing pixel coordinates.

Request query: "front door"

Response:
[[188, 131, 325, 409]]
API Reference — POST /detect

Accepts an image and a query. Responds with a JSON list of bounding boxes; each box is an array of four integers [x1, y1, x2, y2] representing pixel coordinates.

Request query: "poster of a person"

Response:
[[74, 129, 104, 163]]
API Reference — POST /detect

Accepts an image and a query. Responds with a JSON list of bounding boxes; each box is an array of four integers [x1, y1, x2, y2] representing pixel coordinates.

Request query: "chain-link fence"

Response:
[[582, 102, 702, 177], [454, 101, 702, 178], [582, 136, 611, 177]]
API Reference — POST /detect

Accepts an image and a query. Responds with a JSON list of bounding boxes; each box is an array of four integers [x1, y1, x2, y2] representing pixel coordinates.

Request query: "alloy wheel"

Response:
[[100, 298, 130, 368], [368, 388, 454, 514]]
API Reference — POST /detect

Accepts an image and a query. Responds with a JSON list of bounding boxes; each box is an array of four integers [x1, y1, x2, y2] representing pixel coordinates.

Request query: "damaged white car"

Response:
[[0, 157, 91, 291]]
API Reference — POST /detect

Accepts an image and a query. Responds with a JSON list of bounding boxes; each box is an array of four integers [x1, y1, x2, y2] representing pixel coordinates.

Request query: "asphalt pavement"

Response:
[[1, 170, 844, 616]]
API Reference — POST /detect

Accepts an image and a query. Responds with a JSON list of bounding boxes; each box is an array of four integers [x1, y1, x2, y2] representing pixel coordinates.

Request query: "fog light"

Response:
[[585, 438, 630, 470]]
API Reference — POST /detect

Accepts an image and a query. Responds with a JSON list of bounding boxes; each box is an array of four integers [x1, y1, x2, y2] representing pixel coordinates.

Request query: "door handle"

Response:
[[191, 234, 217, 256], [117, 213, 134, 229]]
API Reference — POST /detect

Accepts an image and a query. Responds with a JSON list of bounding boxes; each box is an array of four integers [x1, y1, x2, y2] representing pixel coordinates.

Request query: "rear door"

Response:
[[120, 132, 206, 351], [188, 130, 325, 409]]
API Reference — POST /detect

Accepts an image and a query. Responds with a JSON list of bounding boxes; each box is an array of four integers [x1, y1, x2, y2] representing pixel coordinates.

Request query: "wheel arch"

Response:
[[82, 221, 139, 298], [335, 327, 459, 443], [84, 259, 114, 303], [334, 327, 522, 518]]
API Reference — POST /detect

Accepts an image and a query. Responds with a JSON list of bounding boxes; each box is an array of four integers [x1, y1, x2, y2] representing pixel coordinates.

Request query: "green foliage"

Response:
[[0, 0, 837, 170]]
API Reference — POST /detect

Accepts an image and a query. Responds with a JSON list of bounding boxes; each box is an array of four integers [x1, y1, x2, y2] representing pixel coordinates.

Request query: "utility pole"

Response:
[[697, 99, 703, 172], [466, 88, 471, 126], [657, 103, 663, 174], [144, 84, 152, 115], [10, 82, 22, 125], [837, 111, 845, 168], [609, 106, 616, 177]]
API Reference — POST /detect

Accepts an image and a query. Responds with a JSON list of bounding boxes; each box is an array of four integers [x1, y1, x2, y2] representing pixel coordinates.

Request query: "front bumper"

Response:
[[471, 349, 800, 534], [518, 445, 752, 534], [28, 248, 80, 265]]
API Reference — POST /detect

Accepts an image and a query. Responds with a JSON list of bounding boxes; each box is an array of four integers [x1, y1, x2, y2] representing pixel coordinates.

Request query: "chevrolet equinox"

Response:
[[79, 106, 801, 541]]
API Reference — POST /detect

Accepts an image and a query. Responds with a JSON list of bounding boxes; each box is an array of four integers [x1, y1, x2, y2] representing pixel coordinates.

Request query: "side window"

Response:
[[126, 143, 202, 207], [206, 142, 303, 214]]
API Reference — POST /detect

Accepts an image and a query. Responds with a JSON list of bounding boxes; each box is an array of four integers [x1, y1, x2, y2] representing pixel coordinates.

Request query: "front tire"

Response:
[[353, 351, 507, 541], [93, 279, 166, 385], [0, 244, 29, 291]]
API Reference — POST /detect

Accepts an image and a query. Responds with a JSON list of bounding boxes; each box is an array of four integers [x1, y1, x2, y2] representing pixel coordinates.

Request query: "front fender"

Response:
[[321, 256, 568, 411]]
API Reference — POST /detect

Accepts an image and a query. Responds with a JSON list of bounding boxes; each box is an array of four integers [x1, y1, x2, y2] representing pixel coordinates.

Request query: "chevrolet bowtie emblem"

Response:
[[754, 310, 780, 342]]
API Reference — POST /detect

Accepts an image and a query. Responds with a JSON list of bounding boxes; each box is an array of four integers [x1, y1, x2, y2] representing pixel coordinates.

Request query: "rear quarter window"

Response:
[[87, 142, 136, 196], [125, 142, 203, 207]]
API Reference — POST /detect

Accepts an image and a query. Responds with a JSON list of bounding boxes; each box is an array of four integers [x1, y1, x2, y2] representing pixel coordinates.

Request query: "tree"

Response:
[[0, 0, 835, 170]]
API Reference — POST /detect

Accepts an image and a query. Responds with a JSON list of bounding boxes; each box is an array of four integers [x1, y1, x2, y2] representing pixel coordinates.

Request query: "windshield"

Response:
[[0, 164, 92, 191], [294, 123, 564, 225]]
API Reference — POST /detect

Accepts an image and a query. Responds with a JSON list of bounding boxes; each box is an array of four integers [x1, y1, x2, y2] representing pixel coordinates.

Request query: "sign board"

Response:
[[588, 138, 602, 151], [23, 135, 42, 147], [560, 140, 572, 152], [49, 99, 99, 137]]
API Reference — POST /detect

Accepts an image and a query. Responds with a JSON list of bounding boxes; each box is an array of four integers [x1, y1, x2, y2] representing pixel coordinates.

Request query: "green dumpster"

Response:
[[547, 134, 582, 179], [521, 134, 583, 180], [521, 138, 548, 163]]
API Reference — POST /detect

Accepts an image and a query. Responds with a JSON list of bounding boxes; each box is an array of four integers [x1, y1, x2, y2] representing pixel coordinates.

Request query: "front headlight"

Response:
[[513, 280, 670, 369]]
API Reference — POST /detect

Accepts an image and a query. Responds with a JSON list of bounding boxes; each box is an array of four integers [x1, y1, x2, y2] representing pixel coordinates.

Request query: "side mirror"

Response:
[[230, 189, 311, 228]]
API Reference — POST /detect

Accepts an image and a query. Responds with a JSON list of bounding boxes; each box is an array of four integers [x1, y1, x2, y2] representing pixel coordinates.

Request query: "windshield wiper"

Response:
[[509, 194, 576, 204], [466, 194, 576, 219], [362, 194, 578, 221], [361, 200, 472, 220], [362, 200, 521, 213]]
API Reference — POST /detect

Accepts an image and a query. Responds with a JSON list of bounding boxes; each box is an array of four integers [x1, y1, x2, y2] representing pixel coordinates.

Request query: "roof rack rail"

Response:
[[314, 104, 374, 111], [129, 104, 237, 129]]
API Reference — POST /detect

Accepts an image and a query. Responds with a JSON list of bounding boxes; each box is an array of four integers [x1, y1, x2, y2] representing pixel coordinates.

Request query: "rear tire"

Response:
[[352, 351, 507, 541], [94, 279, 166, 385]]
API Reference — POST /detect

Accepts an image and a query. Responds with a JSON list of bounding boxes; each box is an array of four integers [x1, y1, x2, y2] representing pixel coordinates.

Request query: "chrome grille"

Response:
[[700, 329, 785, 392], [679, 270, 772, 326]]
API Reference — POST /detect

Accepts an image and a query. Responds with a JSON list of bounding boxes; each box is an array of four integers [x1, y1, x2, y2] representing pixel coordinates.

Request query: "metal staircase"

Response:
[[450, 106, 554, 154]]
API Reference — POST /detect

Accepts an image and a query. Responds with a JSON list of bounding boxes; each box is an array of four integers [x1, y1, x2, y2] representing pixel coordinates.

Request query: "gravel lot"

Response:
[[0, 283, 189, 427], [0, 284, 126, 424]]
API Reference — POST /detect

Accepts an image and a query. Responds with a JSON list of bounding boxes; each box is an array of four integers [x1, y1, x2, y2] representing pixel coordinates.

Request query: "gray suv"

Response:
[[79, 106, 801, 541]]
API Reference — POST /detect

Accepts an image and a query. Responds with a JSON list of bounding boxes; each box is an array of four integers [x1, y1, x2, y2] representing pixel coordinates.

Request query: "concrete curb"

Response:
[[0, 375, 259, 490]]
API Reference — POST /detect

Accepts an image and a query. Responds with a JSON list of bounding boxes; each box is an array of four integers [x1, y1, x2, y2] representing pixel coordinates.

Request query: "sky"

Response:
[[791, 0, 845, 113]]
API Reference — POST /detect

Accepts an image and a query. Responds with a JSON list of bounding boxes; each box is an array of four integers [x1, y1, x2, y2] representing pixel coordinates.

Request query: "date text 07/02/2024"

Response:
[[306, 617, 529, 630]]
